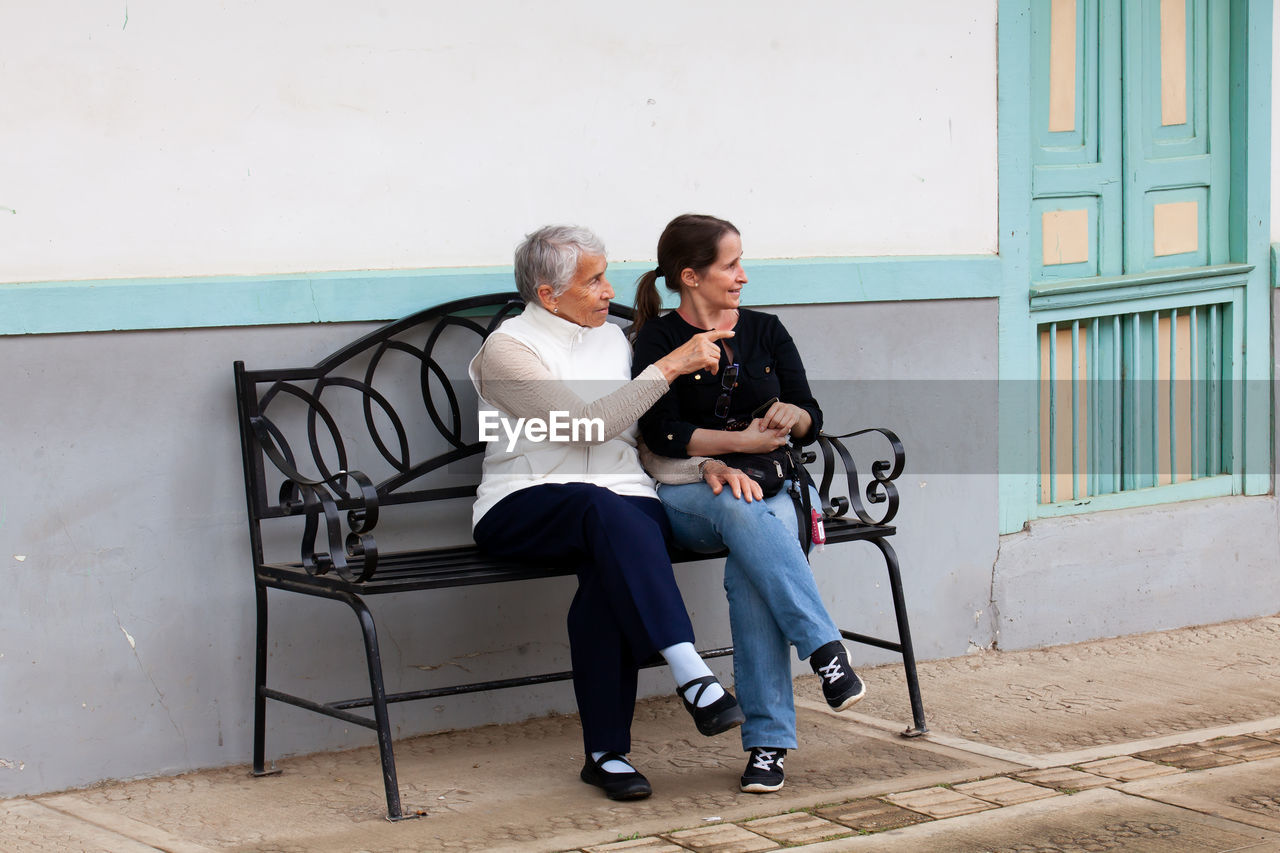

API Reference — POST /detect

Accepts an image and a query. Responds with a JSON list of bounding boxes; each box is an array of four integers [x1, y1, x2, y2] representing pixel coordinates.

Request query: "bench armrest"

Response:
[[251, 415, 381, 582], [811, 427, 905, 526]]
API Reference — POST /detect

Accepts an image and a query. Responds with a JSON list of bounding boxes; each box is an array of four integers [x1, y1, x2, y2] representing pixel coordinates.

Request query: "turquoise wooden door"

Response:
[[999, 0, 1269, 529], [1031, 0, 1228, 280]]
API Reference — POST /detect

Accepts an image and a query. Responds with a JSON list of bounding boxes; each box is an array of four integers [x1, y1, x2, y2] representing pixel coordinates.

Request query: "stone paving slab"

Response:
[[1134, 743, 1245, 770], [883, 786, 998, 818], [741, 812, 850, 845], [663, 822, 778, 852], [952, 775, 1061, 805], [0, 798, 163, 853], [797, 787, 1280, 852], [1076, 755, 1184, 782], [36, 793, 218, 853], [1117, 756, 1280, 833], [583, 839, 687, 853], [33, 699, 1000, 853], [1013, 765, 1113, 791], [852, 616, 1280, 755], [1198, 735, 1280, 761], [812, 798, 932, 832]]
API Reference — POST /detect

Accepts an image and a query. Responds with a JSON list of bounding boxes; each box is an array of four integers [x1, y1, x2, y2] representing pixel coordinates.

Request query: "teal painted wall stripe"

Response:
[[0, 254, 1000, 336]]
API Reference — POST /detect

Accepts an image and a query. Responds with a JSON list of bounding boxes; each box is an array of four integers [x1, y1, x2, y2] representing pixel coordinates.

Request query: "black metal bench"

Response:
[[234, 292, 926, 820]]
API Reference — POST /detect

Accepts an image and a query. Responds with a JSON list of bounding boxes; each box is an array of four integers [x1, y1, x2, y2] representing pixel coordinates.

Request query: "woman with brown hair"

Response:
[[631, 214, 866, 793]]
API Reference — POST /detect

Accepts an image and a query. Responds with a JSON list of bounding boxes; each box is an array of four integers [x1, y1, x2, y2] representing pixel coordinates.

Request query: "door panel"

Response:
[[1031, 0, 1122, 281], [1122, 0, 1229, 272]]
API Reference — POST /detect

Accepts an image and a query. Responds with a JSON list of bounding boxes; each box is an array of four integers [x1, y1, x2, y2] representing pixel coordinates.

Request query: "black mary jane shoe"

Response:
[[580, 752, 652, 801], [678, 675, 746, 736]]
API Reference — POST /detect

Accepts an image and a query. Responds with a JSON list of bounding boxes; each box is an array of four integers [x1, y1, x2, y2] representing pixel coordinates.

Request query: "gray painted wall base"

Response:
[[991, 495, 1280, 650], [0, 298, 998, 797]]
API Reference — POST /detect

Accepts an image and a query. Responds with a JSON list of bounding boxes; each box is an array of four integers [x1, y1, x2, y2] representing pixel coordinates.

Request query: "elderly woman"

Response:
[[630, 213, 866, 795], [469, 225, 743, 801]]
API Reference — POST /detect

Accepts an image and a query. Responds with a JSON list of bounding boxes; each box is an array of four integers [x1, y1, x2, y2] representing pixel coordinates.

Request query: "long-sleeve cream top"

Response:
[[466, 304, 707, 527], [475, 334, 708, 485]]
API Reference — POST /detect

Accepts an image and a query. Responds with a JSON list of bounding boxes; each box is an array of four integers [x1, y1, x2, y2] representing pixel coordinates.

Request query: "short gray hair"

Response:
[[513, 225, 606, 303]]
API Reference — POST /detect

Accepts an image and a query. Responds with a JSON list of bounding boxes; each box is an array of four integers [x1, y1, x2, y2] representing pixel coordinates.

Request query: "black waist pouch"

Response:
[[714, 448, 792, 497]]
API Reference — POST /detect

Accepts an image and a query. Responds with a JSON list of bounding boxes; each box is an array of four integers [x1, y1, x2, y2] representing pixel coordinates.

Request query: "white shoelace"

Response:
[[817, 657, 845, 684], [750, 749, 782, 771]]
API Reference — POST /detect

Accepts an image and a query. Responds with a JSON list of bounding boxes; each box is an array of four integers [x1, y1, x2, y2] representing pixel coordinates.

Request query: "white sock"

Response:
[[591, 752, 635, 774], [659, 642, 725, 707]]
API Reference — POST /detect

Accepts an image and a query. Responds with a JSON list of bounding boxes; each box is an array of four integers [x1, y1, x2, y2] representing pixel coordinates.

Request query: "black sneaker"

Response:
[[740, 747, 786, 793], [580, 752, 652, 801], [809, 640, 866, 711]]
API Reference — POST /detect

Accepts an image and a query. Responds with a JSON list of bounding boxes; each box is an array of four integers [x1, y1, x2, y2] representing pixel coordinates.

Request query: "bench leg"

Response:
[[341, 594, 409, 821], [251, 584, 281, 777], [872, 537, 928, 737]]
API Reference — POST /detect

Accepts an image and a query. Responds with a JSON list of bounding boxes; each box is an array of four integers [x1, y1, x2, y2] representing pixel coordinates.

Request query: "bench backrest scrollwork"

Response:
[[234, 293, 900, 582], [234, 293, 638, 579]]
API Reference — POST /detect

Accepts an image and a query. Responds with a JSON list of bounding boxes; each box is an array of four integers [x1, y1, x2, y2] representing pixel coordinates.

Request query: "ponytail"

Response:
[[631, 269, 664, 337]]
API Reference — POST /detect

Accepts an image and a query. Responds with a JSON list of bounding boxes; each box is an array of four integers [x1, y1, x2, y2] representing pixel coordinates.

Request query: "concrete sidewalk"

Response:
[[5, 615, 1279, 852]]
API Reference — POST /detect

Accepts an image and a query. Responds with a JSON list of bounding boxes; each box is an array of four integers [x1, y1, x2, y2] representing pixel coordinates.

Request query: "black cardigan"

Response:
[[631, 308, 823, 458]]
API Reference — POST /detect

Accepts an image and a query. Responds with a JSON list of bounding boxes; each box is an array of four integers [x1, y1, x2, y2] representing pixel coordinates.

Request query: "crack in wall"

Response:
[[982, 535, 1005, 652], [307, 280, 321, 322], [113, 607, 190, 766], [410, 642, 554, 673]]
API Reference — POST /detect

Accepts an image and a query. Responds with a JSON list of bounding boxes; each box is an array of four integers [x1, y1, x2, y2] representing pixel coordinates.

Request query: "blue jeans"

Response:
[[658, 480, 841, 750]]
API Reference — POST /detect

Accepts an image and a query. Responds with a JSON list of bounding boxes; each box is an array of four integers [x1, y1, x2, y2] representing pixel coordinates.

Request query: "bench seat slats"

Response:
[[259, 520, 895, 594]]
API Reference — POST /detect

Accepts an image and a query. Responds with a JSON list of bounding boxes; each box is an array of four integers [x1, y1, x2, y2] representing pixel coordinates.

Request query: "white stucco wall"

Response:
[[1, 1, 997, 284]]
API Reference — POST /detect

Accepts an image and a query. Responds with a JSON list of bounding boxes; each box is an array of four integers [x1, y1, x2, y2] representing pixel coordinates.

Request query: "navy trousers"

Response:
[[473, 483, 695, 755]]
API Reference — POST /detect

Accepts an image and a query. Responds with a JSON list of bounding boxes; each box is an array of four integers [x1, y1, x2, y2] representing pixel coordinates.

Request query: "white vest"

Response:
[[468, 304, 657, 528]]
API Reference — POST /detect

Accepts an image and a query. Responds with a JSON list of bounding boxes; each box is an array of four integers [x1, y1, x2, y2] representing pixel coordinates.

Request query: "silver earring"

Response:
[[553, 306, 559, 313]]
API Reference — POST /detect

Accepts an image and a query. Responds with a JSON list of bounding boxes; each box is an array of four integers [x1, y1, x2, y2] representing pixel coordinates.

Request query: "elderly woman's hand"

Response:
[[701, 459, 764, 502], [654, 330, 735, 382]]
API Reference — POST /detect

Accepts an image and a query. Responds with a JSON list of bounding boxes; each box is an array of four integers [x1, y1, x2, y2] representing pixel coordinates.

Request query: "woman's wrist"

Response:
[[792, 409, 813, 440], [652, 355, 680, 383]]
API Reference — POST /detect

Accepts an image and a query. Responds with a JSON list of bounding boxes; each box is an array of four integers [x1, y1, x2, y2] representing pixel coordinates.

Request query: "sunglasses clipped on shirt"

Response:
[[713, 362, 741, 420]]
